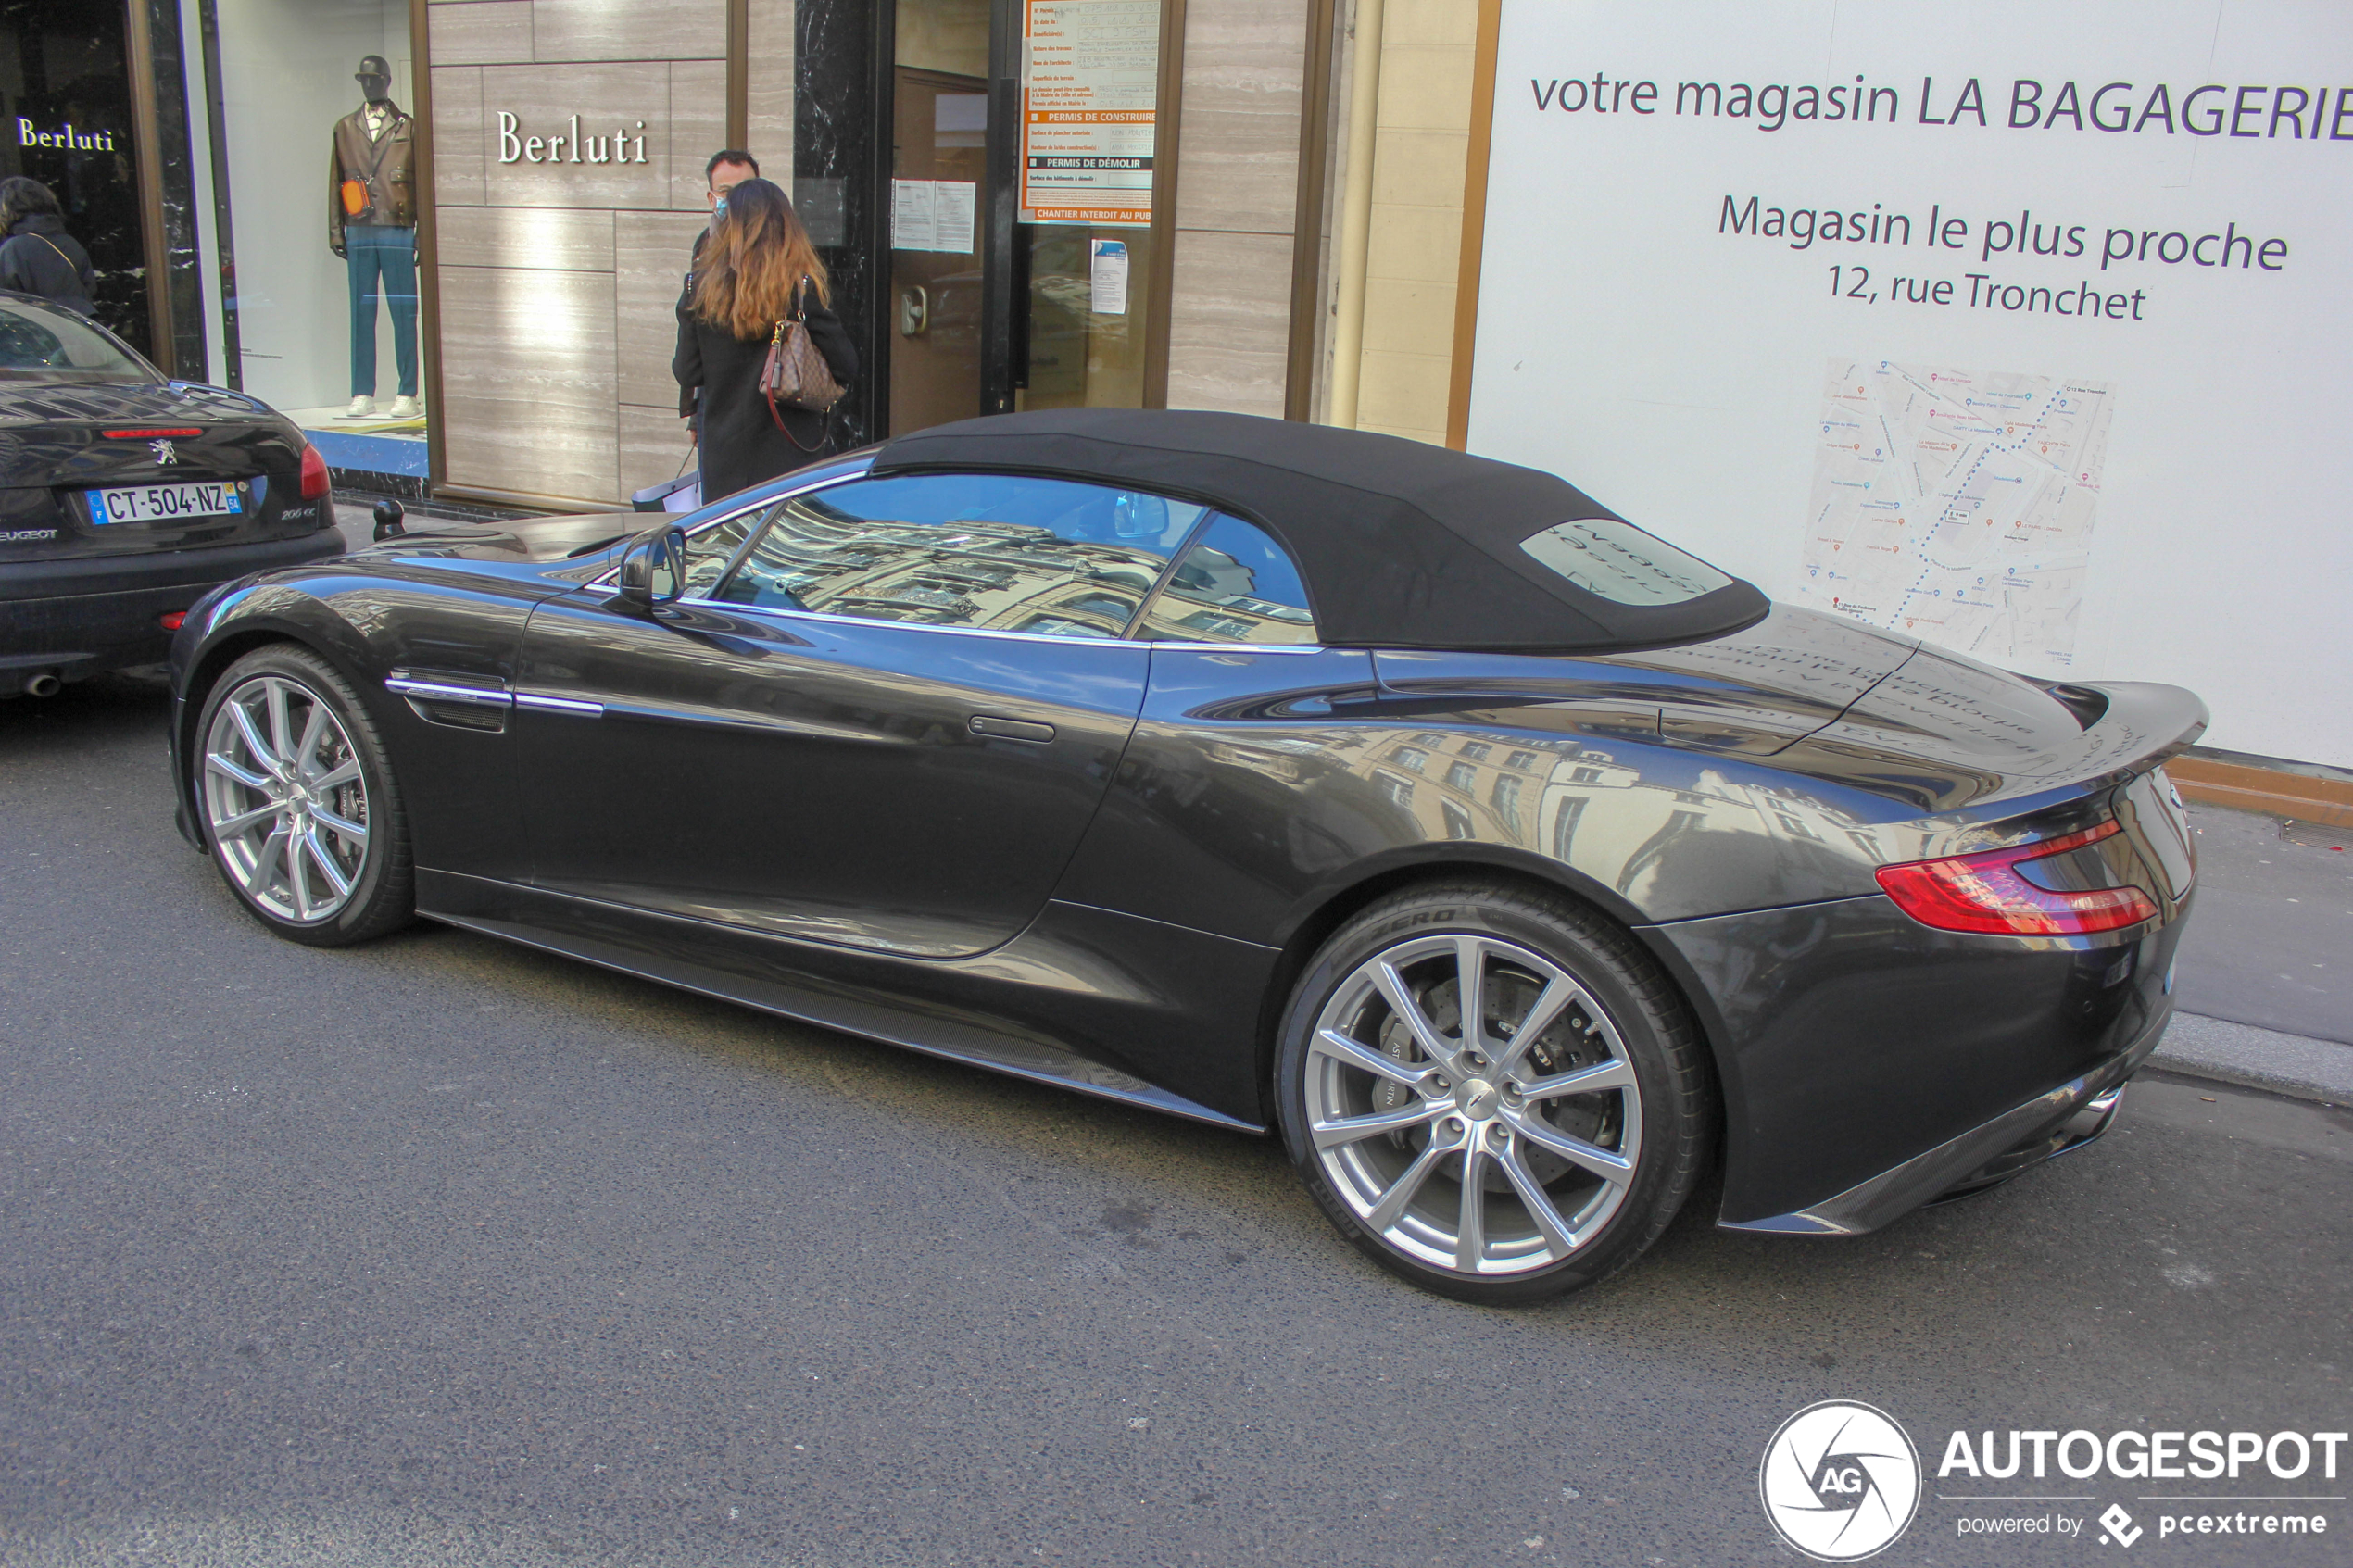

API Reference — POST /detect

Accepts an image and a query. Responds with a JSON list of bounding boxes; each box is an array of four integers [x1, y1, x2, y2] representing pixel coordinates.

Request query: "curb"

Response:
[[2149, 1011, 2352, 1105]]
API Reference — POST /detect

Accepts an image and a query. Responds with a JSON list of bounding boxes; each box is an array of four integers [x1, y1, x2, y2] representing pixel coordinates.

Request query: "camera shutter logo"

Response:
[[1759, 1400, 1922, 1561]]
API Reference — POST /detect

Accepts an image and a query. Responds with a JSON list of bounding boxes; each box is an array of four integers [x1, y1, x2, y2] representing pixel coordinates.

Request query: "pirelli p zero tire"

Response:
[[1276, 881, 1714, 1305], [193, 644, 414, 947]]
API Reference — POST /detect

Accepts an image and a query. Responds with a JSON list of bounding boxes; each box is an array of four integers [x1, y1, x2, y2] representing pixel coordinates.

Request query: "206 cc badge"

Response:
[[1759, 1400, 1922, 1561], [149, 439, 178, 465]]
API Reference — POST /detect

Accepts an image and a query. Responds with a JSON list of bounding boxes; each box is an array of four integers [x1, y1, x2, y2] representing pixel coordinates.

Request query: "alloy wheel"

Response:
[[1302, 933, 1643, 1277], [200, 673, 371, 924]]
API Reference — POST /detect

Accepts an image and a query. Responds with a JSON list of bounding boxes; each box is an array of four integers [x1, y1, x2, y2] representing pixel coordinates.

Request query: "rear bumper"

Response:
[[1720, 1003, 2164, 1236], [0, 531, 343, 691], [1642, 887, 2190, 1230]]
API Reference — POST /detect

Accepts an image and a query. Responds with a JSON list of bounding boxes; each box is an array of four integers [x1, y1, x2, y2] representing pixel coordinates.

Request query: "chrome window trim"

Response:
[[384, 675, 512, 707], [671, 595, 1328, 654]]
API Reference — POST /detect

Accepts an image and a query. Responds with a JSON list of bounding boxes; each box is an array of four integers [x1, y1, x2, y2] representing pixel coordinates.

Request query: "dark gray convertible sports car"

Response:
[[166, 409, 2202, 1303]]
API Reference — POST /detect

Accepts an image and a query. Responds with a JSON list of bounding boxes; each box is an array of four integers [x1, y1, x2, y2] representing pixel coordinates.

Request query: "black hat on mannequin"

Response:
[[355, 55, 392, 97]]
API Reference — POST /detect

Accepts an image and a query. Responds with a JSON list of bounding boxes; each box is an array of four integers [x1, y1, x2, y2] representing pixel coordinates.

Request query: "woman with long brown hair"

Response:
[[673, 178, 857, 499]]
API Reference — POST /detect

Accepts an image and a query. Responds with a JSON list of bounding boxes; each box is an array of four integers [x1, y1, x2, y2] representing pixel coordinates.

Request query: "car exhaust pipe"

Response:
[[24, 671, 62, 698]]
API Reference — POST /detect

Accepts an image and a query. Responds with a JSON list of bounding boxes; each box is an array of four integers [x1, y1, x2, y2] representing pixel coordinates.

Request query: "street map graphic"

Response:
[[1795, 358, 2114, 670]]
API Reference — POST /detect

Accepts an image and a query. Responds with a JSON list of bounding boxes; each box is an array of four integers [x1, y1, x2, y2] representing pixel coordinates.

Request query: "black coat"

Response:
[[0, 215, 95, 315], [673, 285, 858, 503]]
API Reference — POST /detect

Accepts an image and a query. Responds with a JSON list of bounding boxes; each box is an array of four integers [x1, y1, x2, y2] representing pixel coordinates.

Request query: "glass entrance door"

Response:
[[882, 0, 1162, 436]]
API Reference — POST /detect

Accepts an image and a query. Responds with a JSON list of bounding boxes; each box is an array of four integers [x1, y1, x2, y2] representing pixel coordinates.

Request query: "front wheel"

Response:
[[1276, 882, 1714, 1305], [194, 645, 414, 947]]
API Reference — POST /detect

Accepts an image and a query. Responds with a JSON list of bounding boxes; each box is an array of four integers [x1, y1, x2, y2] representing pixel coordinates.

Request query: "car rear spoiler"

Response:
[[2019, 680, 2209, 793]]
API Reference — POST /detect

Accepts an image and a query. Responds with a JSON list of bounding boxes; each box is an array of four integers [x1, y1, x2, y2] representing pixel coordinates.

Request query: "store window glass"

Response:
[[714, 472, 1205, 634], [1013, 0, 1159, 416], [208, 0, 423, 456], [0, 2, 149, 356]]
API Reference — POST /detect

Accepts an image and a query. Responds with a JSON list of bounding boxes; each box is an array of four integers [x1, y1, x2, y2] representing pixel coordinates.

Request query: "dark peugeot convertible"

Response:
[[166, 410, 2201, 1303]]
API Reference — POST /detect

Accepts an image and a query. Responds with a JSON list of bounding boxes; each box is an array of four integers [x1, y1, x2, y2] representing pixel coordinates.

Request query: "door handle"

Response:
[[900, 284, 928, 337], [970, 714, 1054, 743]]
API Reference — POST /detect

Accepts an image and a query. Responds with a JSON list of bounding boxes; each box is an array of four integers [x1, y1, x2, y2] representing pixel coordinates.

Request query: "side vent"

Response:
[[413, 697, 508, 733]]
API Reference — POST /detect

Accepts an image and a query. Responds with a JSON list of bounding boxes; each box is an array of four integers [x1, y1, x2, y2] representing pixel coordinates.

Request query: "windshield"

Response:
[[1520, 517, 1733, 606], [0, 300, 155, 383]]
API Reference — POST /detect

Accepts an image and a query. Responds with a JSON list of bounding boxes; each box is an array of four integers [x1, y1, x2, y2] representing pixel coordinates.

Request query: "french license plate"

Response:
[[85, 482, 244, 524]]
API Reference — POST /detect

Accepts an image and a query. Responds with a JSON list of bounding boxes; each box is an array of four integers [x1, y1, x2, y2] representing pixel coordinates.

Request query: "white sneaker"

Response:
[[387, 395, 421, 420], [343, 395, 376, 419]]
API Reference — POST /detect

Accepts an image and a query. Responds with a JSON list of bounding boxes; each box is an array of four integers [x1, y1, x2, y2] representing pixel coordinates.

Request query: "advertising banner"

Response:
[[1020, 0, 1158, 226], [1463, 0, 2353, 766]]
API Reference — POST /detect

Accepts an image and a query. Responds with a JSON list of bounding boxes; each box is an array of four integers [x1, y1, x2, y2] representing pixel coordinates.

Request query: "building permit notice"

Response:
[[1021, 0, 1158, 226], [1796, 358, 2114, 670]]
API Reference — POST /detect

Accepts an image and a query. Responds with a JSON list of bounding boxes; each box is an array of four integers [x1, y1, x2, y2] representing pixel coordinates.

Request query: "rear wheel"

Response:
[[1276, 882, 1713, 1304], [195, 645, 413, 946]]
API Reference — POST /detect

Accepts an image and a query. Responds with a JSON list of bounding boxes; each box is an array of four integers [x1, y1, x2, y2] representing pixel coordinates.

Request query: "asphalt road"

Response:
[[3, 674, 2348, 1568]]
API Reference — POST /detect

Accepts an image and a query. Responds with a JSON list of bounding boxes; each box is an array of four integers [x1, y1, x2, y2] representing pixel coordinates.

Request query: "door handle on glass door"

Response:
[[900, 285, 929, 337]]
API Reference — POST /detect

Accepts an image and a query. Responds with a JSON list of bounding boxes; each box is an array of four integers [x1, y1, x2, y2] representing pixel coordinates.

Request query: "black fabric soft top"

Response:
[[868, 408, 1769, 653]]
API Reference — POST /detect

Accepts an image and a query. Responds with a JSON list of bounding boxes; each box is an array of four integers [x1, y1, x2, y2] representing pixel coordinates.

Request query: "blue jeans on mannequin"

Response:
[[346, 225, 419, 398]]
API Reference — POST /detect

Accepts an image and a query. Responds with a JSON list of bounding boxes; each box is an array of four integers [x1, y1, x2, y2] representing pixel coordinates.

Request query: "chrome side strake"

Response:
[[384, 674, 512, 708], [513, 691, 605, 717]]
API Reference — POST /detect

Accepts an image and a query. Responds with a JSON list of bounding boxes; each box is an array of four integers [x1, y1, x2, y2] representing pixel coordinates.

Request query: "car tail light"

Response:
[[103, 427, 202, 439], [1875, 821, 2159, 936], [158, 611, 185, 632], [299, 442, 331, 499]]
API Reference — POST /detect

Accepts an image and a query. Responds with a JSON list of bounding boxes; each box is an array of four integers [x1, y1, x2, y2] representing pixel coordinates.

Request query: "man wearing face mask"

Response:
[[680, 149, 760, 452], [330, 54, 419, 420]]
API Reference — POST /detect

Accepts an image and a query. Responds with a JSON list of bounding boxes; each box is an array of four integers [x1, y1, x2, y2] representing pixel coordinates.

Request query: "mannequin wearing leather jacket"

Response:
[[332, 55, 420, 420]]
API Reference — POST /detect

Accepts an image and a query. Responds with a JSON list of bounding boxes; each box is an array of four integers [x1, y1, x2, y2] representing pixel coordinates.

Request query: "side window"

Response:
[[1136, 513, 1318, 646], [712, 471, 1206, 633]]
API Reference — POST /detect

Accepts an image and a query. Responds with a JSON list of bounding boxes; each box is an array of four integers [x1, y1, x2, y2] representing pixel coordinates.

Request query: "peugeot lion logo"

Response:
[[149, 438, 179, 465], [1759, 1400, 1922, 1561]]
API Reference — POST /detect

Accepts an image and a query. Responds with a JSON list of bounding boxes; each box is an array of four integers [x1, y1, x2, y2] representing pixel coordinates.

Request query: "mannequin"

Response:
[[330, 55, 421, 420]]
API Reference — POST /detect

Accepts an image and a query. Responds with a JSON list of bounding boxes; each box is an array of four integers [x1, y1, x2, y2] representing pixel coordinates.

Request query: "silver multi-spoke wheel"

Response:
[[1303, 932, 1643, 1279], [201, 672, 371, 924]]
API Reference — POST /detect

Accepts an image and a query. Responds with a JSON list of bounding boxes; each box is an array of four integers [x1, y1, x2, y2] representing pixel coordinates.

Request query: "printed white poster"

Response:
[[1089, 238, 1129, 313], [1465, 0, 2353, 765], [1022, 0, 1159, 226]]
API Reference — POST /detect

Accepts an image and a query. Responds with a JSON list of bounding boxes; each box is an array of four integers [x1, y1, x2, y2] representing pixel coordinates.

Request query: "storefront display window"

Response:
[[0, 0, 151, 357], [204, 0, 425, 477]]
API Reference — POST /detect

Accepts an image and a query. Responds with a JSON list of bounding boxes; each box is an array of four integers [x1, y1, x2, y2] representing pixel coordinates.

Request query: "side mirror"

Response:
[[613, 523, 686, 611]]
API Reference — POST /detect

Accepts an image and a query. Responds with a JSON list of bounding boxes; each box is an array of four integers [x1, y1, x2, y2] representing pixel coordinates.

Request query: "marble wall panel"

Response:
[[1165, 229, 1292, 418], [668, 62, 730, 210], [613, 209, 710, 408], [530, 0, 724, 63], [438, 264, 619, 498], [430, 67, 487, 206], [1173, 0, 1307, 235], [436, 205, 616, 271], [426, 1, 533, 66], [618, 401, 696, 498], [746, 0, 795, 169], [474, 63, 674, 208]]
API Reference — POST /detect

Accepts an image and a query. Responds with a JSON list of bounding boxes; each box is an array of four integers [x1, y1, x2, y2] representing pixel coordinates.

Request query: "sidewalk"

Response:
[[2152, 802, 2348, 1102]]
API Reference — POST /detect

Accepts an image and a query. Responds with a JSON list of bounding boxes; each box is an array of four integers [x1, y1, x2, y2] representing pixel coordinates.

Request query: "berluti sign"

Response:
[[426, 0, 732, 505], [495, 112, 650, 165]]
